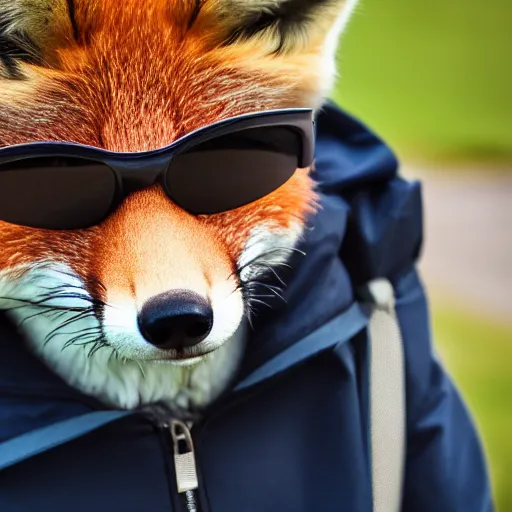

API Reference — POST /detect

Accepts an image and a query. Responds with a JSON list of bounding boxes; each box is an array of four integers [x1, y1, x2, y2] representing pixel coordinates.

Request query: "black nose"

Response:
[[138, 291, 213, 351]]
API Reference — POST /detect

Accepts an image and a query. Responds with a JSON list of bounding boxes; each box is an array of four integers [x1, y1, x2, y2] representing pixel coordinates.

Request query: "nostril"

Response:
[[185, 315, 212, 339], [138, 290, 213, 351]]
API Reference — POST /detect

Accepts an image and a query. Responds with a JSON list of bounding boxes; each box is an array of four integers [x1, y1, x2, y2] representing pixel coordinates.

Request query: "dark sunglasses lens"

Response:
[[0, 157, 116, 229], [167, 126, 302, 214]]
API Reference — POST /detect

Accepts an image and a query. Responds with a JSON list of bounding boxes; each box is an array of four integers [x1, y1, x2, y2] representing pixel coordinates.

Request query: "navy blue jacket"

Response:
[[0, 103, 493, 511]]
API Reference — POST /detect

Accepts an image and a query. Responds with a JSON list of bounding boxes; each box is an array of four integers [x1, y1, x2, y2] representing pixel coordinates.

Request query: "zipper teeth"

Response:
[[183, 490, 199, 512]]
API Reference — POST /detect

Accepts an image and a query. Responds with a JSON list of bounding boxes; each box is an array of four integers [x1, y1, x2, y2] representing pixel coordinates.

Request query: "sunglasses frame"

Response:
[[0, 108, 315, 229]]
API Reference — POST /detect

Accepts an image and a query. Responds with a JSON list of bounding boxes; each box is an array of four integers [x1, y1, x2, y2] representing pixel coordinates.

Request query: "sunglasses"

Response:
[[0, 109, 314, 230]]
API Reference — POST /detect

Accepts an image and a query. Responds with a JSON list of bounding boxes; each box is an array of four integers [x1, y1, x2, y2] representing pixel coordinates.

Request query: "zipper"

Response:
[[154, 377, 278, 511], [166, 419, 202, 512]]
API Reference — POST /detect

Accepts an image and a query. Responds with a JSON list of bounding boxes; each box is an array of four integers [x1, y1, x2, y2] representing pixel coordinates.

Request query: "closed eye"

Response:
[[225, 0, 335, 51], [0, 19, 41, 80]]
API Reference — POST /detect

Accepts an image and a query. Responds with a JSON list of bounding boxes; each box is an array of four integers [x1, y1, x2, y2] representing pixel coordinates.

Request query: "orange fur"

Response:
[[96, 187, 233, 307], [0, 0, 328, 302]]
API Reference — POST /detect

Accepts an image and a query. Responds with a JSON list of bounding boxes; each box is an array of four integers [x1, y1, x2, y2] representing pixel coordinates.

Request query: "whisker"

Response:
[[88, 340, 108, 359], [136, 361, 146, 379], [45, 310, 97, 342], [247, 297, 273, 309], [63, 338, 98, 350], [62, 332, 101, 350], [234, 246, 304, 278]]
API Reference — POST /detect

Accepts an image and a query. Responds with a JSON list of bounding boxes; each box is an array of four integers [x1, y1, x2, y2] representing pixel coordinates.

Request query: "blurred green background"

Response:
[[332, 0, 512, 163], [331, 1, 512, 510]]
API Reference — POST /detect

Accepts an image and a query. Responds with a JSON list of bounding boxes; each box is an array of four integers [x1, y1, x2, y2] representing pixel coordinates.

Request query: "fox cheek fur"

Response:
[[0, 0, 357, 410]]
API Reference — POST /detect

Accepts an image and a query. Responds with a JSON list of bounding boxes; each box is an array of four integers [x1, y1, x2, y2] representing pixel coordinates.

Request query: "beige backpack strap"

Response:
[[362, 279, 406, 512]]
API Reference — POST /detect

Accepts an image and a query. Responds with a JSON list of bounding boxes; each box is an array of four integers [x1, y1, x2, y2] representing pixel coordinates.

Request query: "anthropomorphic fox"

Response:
[[0, 0, 358, 411]]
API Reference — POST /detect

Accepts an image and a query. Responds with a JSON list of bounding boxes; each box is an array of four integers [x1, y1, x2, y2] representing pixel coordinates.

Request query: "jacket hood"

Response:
[[0, 102, 415, 443]]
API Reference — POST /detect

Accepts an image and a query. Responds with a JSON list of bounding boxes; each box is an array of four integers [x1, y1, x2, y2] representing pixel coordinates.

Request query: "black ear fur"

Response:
[[226, 0, 338, 51], [0, 17, 41, 79]]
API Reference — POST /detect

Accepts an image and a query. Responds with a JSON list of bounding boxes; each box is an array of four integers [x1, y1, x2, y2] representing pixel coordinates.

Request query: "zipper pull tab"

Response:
[[170, 420, 199, 494]]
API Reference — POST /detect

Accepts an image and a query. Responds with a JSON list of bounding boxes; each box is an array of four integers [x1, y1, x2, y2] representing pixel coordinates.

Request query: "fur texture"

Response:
[[0, 0, 357, 411]]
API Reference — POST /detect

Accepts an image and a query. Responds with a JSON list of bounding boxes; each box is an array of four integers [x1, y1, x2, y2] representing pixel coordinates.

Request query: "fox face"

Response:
[[0, 0, 357, 410]]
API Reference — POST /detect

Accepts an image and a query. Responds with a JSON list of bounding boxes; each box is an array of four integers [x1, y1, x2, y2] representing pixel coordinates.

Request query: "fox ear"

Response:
[[221, 0, 358, 54]]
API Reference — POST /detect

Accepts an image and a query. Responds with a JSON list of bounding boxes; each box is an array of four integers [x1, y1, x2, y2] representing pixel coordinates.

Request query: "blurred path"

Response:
[[403, 165, 512, 323]]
